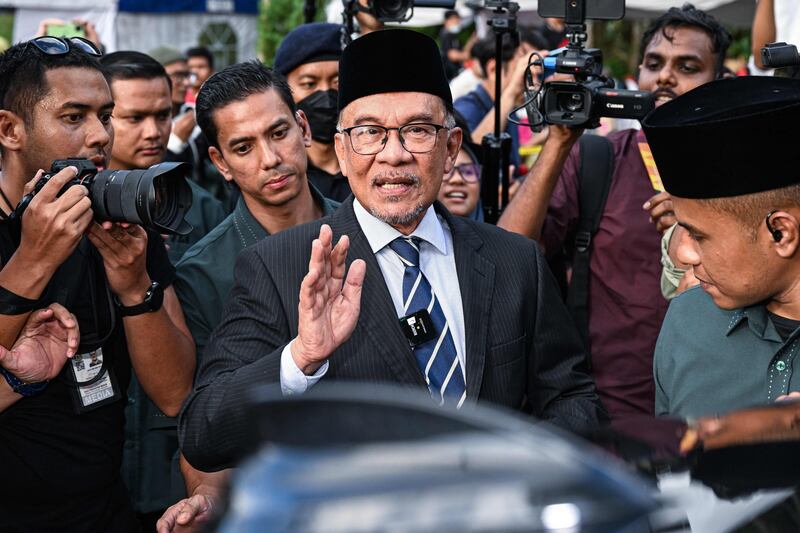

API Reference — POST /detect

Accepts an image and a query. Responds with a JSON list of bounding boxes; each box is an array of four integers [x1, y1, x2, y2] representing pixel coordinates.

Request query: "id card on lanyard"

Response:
[[637, 129, 664, 192], [68, 347, 121, 413]]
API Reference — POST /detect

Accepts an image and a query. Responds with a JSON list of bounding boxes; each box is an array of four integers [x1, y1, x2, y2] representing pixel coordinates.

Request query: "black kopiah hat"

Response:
[[641, 76, 800, 199], [338, 28, 453, 112]]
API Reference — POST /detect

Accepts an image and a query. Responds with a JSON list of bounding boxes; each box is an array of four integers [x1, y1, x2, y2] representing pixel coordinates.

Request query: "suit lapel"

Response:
[[330, 199, 426, 386], [442, 207, 495, 402]]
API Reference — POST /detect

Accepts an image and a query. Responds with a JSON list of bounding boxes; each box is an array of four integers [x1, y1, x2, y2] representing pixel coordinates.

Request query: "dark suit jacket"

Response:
[[179, 198, 605, 471]]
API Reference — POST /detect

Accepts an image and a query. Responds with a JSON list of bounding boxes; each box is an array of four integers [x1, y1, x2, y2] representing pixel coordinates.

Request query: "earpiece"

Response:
[[766, 211, 783, 242]]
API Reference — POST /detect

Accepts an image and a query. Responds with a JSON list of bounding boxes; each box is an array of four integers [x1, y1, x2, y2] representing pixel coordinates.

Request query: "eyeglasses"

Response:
[[168, 71, 192, 80], [28, 36, 101, 57], [339, 122, 449, 155], [444, 162, 481, 183]]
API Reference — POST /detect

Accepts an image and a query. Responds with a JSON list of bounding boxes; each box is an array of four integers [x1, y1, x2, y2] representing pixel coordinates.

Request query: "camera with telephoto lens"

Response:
[[10, 158, 194, 235], [343, 0, 455, 23], [533, 0, 654, 129]]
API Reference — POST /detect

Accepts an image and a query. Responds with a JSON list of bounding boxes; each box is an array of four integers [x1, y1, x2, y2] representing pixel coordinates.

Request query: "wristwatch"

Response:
[[0, 366, 48, 396], [115, 281, 164, 317]]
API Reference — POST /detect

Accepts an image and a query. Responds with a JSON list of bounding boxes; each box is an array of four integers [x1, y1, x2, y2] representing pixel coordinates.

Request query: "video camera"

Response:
[[10, 158, 194, 236], [527, 0, 653, 129]]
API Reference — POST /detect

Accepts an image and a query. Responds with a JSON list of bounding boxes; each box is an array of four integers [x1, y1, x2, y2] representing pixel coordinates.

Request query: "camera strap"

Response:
[[566, 134, 615, 368]]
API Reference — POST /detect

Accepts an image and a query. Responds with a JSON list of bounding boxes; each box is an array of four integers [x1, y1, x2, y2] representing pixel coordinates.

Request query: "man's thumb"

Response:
[[0, 344, 11, 366]]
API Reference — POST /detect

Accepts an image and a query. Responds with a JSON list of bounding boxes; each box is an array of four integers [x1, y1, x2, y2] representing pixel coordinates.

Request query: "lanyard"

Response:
[[636, 129, 664, 192]]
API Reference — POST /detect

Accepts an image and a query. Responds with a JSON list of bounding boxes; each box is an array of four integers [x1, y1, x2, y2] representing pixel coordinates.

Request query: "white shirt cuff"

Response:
[[168, 132, 188, 154], [279, 340, 328, 396]]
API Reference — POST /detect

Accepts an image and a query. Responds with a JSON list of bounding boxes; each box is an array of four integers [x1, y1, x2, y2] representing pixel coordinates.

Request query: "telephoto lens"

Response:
[[89, 162, 194, 235], [27, 158, 195, 235]]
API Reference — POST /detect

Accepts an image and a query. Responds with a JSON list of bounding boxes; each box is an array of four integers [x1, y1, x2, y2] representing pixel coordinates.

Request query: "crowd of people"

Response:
[[0, 2, 798, 532]]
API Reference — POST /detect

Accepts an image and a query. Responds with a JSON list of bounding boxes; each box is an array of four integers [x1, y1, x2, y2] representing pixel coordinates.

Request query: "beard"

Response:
[[367, 200, 428, 228], [367, 171, 429, 228]]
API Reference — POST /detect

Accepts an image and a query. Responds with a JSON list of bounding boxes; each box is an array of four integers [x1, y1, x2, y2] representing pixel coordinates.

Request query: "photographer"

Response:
[[498, 4, 731, 421], [0, 38, 194, 531], [454, 33, 531, 171]]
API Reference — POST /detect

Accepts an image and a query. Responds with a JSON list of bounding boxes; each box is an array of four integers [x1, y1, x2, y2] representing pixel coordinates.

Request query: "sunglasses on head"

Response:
[[28, 36, 101, 57]]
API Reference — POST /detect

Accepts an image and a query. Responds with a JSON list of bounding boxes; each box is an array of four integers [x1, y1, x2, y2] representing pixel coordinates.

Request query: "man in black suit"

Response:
[[179, 29, 605, 472]]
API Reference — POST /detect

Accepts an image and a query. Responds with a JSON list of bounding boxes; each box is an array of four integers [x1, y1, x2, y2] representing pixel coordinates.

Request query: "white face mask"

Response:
[[448, 26, 460, 34]]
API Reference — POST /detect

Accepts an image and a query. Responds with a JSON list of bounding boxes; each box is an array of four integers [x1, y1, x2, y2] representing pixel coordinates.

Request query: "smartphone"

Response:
[[538, 0, 625, 21], [45, 23, 87, 39]]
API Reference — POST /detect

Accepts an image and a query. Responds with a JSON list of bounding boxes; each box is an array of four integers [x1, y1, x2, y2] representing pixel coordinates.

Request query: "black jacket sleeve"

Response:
[[528, 242, 609, 433], [177, 245, 288, 471]]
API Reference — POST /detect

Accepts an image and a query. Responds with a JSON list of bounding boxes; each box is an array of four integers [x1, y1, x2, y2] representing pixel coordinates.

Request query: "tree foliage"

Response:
[[260, 0, 329, 65]]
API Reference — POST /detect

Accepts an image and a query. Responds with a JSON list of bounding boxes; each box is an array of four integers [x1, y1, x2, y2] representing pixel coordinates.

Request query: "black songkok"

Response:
[[337, 28, 453, 112], [641, 76, 800, 199]]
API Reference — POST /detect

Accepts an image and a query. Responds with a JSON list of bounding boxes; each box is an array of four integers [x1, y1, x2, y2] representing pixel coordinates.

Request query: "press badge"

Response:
[[68, 348, 121, 413]]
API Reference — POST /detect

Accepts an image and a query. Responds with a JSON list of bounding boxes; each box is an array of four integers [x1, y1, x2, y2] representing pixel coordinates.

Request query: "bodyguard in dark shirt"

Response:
[[163, 61, 339, 530], [176, 186, 337, 359], [274, 22, 352, 202], [0, 38, 195, 531], [647, 76, 800, 418]]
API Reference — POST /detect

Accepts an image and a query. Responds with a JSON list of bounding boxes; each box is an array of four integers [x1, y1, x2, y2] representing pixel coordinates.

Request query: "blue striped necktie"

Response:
[[388, 236, 466, 408]]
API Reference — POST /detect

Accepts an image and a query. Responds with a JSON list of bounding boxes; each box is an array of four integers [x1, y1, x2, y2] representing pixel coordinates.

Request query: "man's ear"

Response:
[[768, 210, 800, 259], [444, 125, 462, 176], [333, 132, 348, 178], [0, 110, 26, 153], [208, 146, 234, 184], [484, 58, 495, 80], [295, 109, 312, 148]]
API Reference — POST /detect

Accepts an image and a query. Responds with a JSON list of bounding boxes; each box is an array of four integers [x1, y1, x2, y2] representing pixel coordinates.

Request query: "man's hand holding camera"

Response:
[[87, 221, 151, 305], [16, 166, 92, 284]]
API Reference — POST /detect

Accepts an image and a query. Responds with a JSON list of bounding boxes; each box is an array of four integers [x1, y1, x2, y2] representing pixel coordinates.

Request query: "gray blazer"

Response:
[[179, 198, 605, 471]]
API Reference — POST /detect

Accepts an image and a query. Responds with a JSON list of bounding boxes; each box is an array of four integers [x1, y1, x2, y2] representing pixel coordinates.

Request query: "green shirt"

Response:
[[175, 186, 338, 358], [166, 179, 228, 264], [655, 286, 800, 418]]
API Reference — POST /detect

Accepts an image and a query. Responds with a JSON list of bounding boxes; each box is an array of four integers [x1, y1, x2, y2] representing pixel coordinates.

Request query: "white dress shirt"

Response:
[[280, 200, 467, 395]]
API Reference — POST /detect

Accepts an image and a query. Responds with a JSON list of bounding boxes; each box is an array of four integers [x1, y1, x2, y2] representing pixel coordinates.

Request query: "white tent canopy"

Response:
[[3, 0, 258, 62]]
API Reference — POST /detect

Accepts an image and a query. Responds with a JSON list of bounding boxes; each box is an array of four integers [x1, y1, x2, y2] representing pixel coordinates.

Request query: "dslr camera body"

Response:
[[11, 158, 193, 236], [535, 0, 653, 129]]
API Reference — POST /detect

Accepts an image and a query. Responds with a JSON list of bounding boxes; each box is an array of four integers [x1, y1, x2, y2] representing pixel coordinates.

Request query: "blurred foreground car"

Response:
[[207, 384, 799, 532]]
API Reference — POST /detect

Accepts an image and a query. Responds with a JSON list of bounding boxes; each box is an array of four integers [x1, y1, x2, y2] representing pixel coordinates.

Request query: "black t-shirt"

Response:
[[306, 163, 352, 203], [769, 311, 800, 341], [0, 222, 175, 532], [439, 29, 462, 80]]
